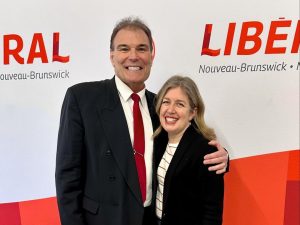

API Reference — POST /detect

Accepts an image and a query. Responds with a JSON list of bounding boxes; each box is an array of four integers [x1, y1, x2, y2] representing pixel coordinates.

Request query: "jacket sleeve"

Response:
[[55, 88, 86, 225], [200, 153, 224, 225]]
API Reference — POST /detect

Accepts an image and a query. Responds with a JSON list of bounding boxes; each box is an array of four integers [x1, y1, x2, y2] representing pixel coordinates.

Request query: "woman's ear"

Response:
[[189, 107, 197, 121]]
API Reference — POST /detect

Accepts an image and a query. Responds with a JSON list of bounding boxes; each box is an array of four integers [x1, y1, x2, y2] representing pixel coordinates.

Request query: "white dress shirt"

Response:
[[115, 75, 154, 207]]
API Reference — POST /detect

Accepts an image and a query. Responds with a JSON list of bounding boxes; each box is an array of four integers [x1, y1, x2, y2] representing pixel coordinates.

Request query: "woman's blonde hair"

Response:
[[153, 75, 216, 140]]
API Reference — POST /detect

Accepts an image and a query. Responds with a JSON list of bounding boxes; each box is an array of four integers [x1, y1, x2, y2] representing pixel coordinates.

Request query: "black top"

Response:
[[154, 125, 224, 225]]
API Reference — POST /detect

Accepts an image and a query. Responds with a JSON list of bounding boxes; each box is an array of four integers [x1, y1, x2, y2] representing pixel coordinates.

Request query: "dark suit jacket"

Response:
[[154, 125, 224, 225], [55, 77, 159, 225]]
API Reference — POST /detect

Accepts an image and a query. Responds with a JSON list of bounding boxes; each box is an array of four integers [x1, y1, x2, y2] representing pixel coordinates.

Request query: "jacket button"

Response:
[[109, 176, 116, 181]]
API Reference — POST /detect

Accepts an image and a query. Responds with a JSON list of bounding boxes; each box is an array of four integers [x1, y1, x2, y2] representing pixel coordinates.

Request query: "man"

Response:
[[55, 17, 228, 225]]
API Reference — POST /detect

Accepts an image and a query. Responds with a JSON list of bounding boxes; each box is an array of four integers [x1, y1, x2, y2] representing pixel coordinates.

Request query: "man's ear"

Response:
[[110, 51, 114, 65], [151, 40, 156, 61]]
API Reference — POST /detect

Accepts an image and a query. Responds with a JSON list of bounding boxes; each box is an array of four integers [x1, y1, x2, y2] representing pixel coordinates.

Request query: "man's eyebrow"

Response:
[[115, 44, 150, 50], [137, 44, 150, 48], [116, 44, 128, 48]]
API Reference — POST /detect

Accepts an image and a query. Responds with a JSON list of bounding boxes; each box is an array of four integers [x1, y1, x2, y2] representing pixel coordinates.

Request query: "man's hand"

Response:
[[204, 140, 229, 174]]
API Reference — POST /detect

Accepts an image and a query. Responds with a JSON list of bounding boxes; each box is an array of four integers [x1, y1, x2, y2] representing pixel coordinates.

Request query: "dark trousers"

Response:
[[156, 218, 161, 225], [142, 206, 156, 225]]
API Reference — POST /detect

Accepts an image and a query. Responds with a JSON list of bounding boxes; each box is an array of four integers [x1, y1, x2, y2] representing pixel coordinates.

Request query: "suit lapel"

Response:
[[96, 77, 142, 204], [145, 90, 159, 131]]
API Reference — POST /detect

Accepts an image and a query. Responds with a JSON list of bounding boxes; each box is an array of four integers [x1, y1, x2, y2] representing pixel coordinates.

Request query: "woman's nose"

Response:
[[166, 104, 175, 113]]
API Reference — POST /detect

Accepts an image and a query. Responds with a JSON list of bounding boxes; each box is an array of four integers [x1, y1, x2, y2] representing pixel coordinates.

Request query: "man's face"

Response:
[[110, 28, 153, 92]]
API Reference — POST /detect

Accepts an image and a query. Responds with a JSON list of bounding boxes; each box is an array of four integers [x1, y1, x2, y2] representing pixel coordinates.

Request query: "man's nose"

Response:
[[128, 49, 138, 60]]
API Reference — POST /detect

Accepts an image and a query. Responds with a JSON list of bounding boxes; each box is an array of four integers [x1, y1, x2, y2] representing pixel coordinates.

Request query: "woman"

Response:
[[153, 75, 224, 225]]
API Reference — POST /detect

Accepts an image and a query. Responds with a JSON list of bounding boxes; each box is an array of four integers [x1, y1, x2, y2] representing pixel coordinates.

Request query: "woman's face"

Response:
[[159, 87, 196, 142]]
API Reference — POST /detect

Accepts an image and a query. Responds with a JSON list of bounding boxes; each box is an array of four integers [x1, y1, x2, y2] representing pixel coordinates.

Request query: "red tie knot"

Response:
[[131, 93, 140, 102]]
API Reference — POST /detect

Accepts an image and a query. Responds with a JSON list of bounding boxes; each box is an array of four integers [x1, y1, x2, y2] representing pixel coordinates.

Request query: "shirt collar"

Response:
[[115, 75, 147, 106]]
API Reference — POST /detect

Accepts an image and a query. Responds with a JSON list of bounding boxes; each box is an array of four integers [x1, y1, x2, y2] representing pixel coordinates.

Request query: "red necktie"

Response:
[[131, 93, 146, 203]]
